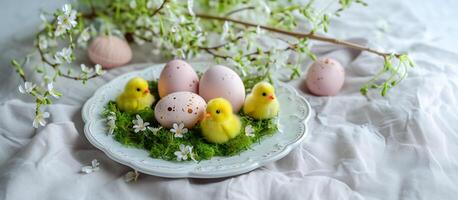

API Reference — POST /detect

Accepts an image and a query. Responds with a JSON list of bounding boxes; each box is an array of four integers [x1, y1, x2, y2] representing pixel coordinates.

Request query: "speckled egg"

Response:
[[158, 60, 199, 98], [154, 91, 206, 129], [88, 36, 132, 69], [199, 65, 245, 112], [305, 58, 345, 96]]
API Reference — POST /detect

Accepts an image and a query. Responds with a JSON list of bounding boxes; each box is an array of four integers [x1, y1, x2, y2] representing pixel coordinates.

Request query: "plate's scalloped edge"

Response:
[[82, 63, 312, 179]]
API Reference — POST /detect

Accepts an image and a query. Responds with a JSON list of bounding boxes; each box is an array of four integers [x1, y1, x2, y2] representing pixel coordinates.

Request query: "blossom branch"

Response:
[[195, 13, 402, 58]]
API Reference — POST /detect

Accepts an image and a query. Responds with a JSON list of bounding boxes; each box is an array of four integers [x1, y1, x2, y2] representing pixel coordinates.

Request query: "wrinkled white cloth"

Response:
[[1, 0, 458, 199]]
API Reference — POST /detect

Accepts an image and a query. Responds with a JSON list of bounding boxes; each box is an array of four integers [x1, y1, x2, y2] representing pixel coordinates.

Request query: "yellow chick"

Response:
[[243, 82, 279, 119], [116, 77, 155, 112], [200, 98, 241, 144]]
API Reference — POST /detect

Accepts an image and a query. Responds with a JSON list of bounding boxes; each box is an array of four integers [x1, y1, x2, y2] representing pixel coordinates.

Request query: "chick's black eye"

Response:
[[216, 110, 221, 114], [262, 92, 267, 96], [136, 88, 141, 92]]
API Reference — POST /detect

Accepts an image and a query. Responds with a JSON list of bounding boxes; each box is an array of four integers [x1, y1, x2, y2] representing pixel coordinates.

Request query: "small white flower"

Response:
[[106, 112, 116, 135], [170, 123, 188, 138], [33, 112, 50, 128], [46, 82, 60, 99], [77, 28, 91, 47], [81, 159, 100, 174], [174, 144, 196, 161], [55, 4, 77, 36], [54, 25, 66, 37], [80, 64, 93, 74], [124, 170, 139, 182], [38, 35, 48, 50], [95, 64, 105, 75], [132, 115, 150, 133], [129, 0, 137, 9], [256, 25, 264, 35], [54, 47, 73, 64], [170, 25, 178, 33], [259, 0, 271, 14], [221, 21, 230, 41], [245, 125, 255, 137], [18, 82, 36, 94], [147, 126, 162, 135], [187, 0, 195, 16]]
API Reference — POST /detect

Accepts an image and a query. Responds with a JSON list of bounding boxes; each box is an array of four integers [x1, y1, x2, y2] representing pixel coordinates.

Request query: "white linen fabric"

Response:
[[1, 0, 458, 199]]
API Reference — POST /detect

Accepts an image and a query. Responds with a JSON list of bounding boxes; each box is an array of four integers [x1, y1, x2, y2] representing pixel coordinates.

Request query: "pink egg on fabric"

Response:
[[88, 36, 132, 69], [305, 58, 345, 96], [157, 60, 199, 98], [199, 65, 245, 112]]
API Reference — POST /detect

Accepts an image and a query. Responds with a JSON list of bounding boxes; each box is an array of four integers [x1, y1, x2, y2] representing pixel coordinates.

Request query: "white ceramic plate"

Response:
[[82, 63, 311, 178]]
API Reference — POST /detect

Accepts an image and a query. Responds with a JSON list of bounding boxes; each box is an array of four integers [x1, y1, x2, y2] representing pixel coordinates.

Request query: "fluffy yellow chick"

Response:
[[243, 82, 279, 119], [200, 98, 241, 144], [116, 77, 155, 112]]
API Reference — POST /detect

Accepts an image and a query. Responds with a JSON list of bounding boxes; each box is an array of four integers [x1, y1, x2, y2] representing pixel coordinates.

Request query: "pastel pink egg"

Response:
[[157, 60, 199, 98], [305, 58, 345, 96], [199, 65, 245, 112], [154, 92, 207, 129], [88, 36, 132, 69]]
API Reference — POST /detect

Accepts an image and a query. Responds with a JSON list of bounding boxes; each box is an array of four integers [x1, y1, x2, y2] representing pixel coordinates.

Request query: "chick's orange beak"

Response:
[[205, 112, 212, 118], [143, 88, 150, 94], [268, 95, 275, 100]]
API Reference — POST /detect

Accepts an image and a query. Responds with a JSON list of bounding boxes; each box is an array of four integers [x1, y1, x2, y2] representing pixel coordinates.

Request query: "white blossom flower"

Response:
[[54, 47, 73, 64], [221, 21, 230, 41], [147, 126, 162, 135], [54, 25, 66, 37], [170, 123, 188, 138], [80, 64, 93, 74], [245, 125, 255, 137], [258, 0, 271, 14], [174, 144, 196, 161], [187, 0, 195, 16], [170, 25, 178, 33], [132, 114, 150, 133], [81, 159, 100, 174], [18, 82, 36, 94], [95, 64, 105, 75], [46, 82, 60, 99], [77, 28, 91, 47], [106, 112, 116, 135], [129, 0, 137, 9], [33, 112, 50, 128], [55, 4, 77, 36], [38, 35, 48, 50], [124, 170, 139, 182]]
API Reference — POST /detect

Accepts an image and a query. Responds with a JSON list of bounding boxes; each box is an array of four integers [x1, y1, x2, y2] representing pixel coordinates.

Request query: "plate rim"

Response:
[[82, 62, 311, 178]]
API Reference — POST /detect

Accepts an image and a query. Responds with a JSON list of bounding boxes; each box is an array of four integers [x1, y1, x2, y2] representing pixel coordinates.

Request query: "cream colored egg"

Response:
[[88, 36, 132, 69], [157, 60, 199, 98], [154, 92, 206, 129], [199, 65, 245, 112]]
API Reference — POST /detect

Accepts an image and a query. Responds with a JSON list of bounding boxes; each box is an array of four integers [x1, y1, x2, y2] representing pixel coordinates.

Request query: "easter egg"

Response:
[[199, 65, 245, 112], [154, 91, 206, 129], [305, 58, 345, 96], [88, 36, 132, 69], [158, 60, 199, 98]]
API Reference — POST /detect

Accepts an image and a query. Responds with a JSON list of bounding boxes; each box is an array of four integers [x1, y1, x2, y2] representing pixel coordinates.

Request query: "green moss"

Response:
[[103, 80, 278, 162]]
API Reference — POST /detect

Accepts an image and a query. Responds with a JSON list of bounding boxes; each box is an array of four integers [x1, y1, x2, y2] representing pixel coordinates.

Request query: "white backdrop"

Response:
[[1, 0, 458, 199]]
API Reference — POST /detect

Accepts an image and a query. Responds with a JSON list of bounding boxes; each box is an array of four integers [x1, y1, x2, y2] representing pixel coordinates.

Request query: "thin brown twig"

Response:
[[152, 0, 169, 16], [195, 13, 401, 58], [225, 6, 256, 17]]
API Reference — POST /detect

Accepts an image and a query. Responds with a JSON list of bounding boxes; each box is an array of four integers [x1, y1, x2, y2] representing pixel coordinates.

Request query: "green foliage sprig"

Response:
[[12, 0, 413, 128]]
